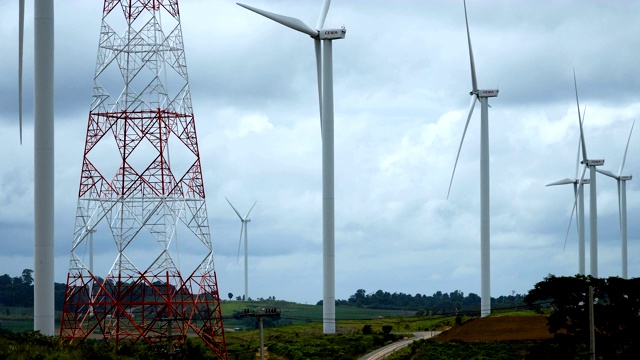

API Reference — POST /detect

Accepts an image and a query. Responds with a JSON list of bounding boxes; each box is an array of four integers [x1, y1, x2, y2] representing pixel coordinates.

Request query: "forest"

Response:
[[0, 269, 66, 310], [335, 288, 525, 314]]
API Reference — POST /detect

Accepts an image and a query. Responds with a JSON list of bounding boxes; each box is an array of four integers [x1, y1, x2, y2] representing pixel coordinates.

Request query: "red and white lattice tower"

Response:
[[59, 1, 227, 357]]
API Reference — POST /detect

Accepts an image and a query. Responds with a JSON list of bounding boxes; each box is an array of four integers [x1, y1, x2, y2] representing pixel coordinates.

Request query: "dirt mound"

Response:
[[434, 315, 553, 342]]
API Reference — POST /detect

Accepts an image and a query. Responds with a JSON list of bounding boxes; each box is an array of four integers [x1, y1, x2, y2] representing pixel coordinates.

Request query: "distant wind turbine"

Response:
[[596, 120, 634, 279], [546, 133, 589, 275], [18, 0, 55, 335], [572, 70, 604, 278], [237, 0, 346, 334], [447, 0, 499, 318], [226, 198, 257, 301]]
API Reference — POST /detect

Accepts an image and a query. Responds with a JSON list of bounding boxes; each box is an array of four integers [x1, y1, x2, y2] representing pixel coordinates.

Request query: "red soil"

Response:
[[434, 315, 554, 342]]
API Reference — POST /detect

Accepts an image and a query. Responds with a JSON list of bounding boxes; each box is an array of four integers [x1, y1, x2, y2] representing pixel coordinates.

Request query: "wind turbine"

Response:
[[596, 120, 634, 278], [18, 0, 55, 335], [573, 70, 604, 278], [226, 198, 257, 301], [237, 0, 346, 334], [546, 135, 589, 275], [447, 0, 498, 318]]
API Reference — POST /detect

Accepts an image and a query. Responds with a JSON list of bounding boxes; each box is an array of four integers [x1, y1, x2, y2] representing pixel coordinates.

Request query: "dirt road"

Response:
[[358, 331, 440, 360]]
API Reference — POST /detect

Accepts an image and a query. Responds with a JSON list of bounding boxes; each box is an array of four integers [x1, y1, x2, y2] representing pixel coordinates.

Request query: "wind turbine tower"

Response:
[[597, 120, 634, 278], [546, 136, 589, 275], [237, 0, 346, 334], [17, 0, 55, 335], [573, 71, 604, 278], [226, 198, 257, 301], [59, 2, 227, 356], [448, 0, 498, 317]]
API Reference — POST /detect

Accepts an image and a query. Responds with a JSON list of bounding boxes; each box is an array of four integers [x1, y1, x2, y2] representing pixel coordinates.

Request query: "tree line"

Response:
[[0, 269, 67, 310], [1, 269, 218, 312], [0, 269, 35, 308], [320, 288, 525, 314], [3, 269, 527, 315]]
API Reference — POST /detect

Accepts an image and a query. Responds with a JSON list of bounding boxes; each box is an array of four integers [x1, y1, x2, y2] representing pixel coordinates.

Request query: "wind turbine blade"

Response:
[[236, 224, 244, 264], [619, 120, 634, 175], [315, 39, 323, 134], [563, 196, 576, 253], [447, 96, 477, 199], [225, 197, 243, 220], [595, 169, 617, 179], [19, 0, 25, 145], [244, 201, 258, 219], [572, 182, 579, 240], [316, 0, 331, 30], [573, 69, 588, 161], [576, 163, 588, 202], [564, 164, 588, 251], [546, 178, 574, 186], [574, 137, 581, 179], [237, 3, 318, 37], [617, 180, 622, 237], [463, 0, 478, 93]]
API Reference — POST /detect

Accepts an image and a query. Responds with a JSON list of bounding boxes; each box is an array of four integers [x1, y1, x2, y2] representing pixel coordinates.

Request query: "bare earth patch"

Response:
[[434, 315, 553, 342]]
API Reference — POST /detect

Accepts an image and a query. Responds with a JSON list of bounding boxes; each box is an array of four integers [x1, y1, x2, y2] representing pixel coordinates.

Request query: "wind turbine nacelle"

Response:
[[478, 89, 498, 97], [579, 178, 591, 184], [621, 175, 632, 181], [583, 159, 604, 166], [319, 27, 346, 40]]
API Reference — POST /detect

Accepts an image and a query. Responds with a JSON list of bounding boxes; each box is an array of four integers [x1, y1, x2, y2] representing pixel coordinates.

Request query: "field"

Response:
[[221, 300, 414, 319], [0, 306, 36, 333], [2, 303, 557, 359], [383, 314, 561, 360], [434, 314, 553, 342]]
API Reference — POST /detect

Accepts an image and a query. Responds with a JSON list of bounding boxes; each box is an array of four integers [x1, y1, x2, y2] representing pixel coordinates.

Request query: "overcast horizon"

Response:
[[1, 0, 639, 305]]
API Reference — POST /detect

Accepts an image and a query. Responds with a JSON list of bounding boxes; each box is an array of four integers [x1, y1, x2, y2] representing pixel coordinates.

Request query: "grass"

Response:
[[223, 311, 465, 360], [0, 301, 419, 332], [1, 304, 559, 359], [386, 341, 533, 360], [488, 308, 546, 316], [1, 300, 464, 336], [0, 301, 471, 359], [220, 300, 414, 318], [0, 319, 34, 333], [0, 306, 35, 333]]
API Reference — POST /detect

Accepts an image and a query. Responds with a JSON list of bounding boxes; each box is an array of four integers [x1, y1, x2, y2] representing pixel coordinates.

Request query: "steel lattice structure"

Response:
[[59, 1, 227, 357]]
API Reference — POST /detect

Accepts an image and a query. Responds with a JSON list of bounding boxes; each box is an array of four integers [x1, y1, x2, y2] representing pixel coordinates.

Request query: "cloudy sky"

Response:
[[1, 0, 639, 305]]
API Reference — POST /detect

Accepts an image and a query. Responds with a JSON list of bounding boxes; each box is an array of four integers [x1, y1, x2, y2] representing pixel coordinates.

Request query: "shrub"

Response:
[[381, 325, 392, 335]]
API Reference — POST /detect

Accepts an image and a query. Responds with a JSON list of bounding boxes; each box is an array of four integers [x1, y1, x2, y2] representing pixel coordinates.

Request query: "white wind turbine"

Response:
[[546, 133, 589, 275], [596, 120, 634, 279], [447, 0, 498, 318], [18, 0, 55, 335], [226, 198, 257, 301], [237, 0, 346, 334], [572, 70, 604, 278]]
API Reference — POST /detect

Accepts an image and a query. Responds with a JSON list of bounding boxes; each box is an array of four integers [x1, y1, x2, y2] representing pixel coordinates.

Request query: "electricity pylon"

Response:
[[59, 2, 227, 357]]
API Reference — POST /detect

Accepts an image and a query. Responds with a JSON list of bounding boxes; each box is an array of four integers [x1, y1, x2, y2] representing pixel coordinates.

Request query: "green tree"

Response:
[[0, 274, 11, 287], [228, 292, 233, 300], [21, 269, 34, 285], [525, 274, 640, 358], [525, 274, 601, 336]]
